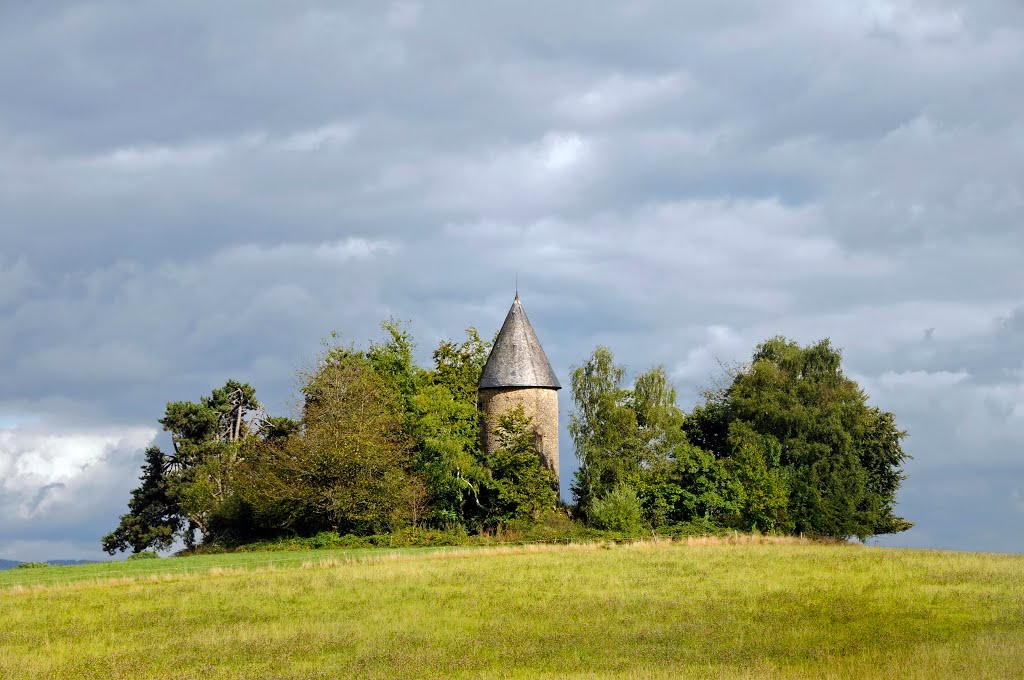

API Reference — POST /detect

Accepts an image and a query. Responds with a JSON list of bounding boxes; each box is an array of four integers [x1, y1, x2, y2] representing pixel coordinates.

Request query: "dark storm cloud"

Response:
[[1, 0, 1022, 559]]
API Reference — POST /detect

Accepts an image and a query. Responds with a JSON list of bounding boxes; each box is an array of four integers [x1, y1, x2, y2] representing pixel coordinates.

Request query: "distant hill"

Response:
[[0, 559, 102, 571]]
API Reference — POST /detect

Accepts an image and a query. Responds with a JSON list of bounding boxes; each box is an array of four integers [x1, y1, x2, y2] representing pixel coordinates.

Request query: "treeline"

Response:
[[570, 340, 911, 539], [103, 324, 558, 553], [103, 324, 911, 555]]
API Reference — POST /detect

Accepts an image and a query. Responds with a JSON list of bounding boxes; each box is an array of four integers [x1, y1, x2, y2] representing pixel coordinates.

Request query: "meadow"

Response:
[[2, 536, 1022, 678]]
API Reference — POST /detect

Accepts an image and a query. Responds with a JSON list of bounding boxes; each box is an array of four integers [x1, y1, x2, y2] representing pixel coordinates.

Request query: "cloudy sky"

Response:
[[2, 1, 1022, 561]]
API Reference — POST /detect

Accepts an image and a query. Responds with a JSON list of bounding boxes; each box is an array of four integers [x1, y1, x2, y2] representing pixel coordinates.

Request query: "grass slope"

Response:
[[2, 537, 1022, 679]]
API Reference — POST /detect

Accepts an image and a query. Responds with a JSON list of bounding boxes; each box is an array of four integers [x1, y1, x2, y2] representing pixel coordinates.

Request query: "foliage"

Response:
[[14, 562, 49, 569], [104, 321, 508, 552], [365, 319, 423, 424], [410, 327, 491, 528], [126, 551, 160, 561], [238, 352, 418, 536], [692, 337, 909, 540], [104, 318, 911, 553], [478, 406, 558, 526], [101, 446, 184, 554], [188, 511, 612, 554], [684, 337, 911, 539], [655, 440, 742, 524], [571, 338, 910, 540], [258, 416, 300, 442], [589, 484, 645, 533], [568, 347, 640, 515], [102, 381, 262, 554], [723, 422, 789, 532], [570, 347, 741, 528]]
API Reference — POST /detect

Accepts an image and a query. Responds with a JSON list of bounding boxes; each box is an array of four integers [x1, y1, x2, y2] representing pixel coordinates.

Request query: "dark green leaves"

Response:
[[571, 337, 911, 540]]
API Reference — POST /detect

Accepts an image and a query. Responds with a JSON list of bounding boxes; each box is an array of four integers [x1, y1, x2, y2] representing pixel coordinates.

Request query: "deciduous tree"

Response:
[[479, 405, 558, 525], [239, 352, 417, 535], [686, 337, 911, 539]]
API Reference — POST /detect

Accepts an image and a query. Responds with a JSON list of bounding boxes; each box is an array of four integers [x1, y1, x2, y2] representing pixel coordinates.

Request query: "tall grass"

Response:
[[2, 539, 1022, 678]]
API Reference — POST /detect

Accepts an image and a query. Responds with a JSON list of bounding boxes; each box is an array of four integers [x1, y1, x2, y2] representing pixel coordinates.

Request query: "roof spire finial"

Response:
[[515, 273, 519, 302]]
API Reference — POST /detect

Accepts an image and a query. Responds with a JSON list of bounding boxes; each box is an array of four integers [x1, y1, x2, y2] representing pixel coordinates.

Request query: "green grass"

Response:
[[2, 537, 1023, 678], [0, 543, 467, 590]]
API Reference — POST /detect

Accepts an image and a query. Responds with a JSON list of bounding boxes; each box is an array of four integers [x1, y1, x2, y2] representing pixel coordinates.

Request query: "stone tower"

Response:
[[478, 293, 561, 480]]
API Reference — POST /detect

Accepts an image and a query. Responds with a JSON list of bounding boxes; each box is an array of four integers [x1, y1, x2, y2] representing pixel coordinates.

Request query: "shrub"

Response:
[[661, 518, 730, 538], [308, 532, 343, 549], [375, 526, 470, 548], [15, 562, 50, 569], [589, 484, 645, 533], [127, 550, 160, 561], [224, 532, 373, 553]]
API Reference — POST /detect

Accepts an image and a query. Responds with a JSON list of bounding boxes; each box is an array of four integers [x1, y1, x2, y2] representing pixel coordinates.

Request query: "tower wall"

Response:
[[479, 387, 559, 479]]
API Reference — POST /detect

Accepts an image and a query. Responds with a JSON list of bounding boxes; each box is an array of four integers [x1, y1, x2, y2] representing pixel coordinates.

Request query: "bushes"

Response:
[[126, 551, 160, 561], [589, 485, 645, 533], [181, 513, 751, 556], [479, 406, 559, 527]]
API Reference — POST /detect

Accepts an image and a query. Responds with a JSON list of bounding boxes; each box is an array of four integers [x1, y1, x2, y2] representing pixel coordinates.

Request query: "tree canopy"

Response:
[[570, 338, 911, 540], [104, 322, 559, 553], [102, 379, 263, 552], [104, 324, 912, 554], [238, 351, 417, 536], [686, 337, 911, 538]]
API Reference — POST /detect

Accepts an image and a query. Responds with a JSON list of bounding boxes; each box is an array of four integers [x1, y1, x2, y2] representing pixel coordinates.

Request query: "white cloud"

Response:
[[556, 73, 686, 123], [670, 325, 748, 385], [77, 120, 360, 173], [213, 237, 394, 267], [277, 122, 357, 152], [91, 141, 226, 171], [0, 425, 155, 517], [540, 133, 589, 173]]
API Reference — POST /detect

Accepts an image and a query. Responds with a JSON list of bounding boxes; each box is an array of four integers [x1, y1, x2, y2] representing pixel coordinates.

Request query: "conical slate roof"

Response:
[[479, 293, 561, 390]]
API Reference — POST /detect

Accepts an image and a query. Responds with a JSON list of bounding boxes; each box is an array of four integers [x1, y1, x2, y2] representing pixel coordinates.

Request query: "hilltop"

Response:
[[2, 537, 1021, 678]]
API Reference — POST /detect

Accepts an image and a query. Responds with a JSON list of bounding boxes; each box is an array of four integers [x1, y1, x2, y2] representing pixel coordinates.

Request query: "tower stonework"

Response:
[[478, 294, 561, 479]]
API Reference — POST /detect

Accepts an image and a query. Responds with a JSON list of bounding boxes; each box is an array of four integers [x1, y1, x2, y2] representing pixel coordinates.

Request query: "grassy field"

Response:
[[2, 536, 1022, 679]]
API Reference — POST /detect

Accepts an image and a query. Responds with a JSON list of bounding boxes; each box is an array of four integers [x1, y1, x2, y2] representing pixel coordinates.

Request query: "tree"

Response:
[[479, 406, 558, 525], [658, 440, 742, 525], [360, 321, 491, 528], [569, 347, 640, 516], [722, 422, 789, 531], [239, 352, 418, 536], [431, 328, 491, 402], [102, 380, 263, 553], [101, 447, 182, 554], [259, 415, 300, 442], [686, 337, 911, 539], [159, 380, 262, 539], [410, 383, 483, 526], [570, 348, 705, 525], [366, 319, 423, 420]]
